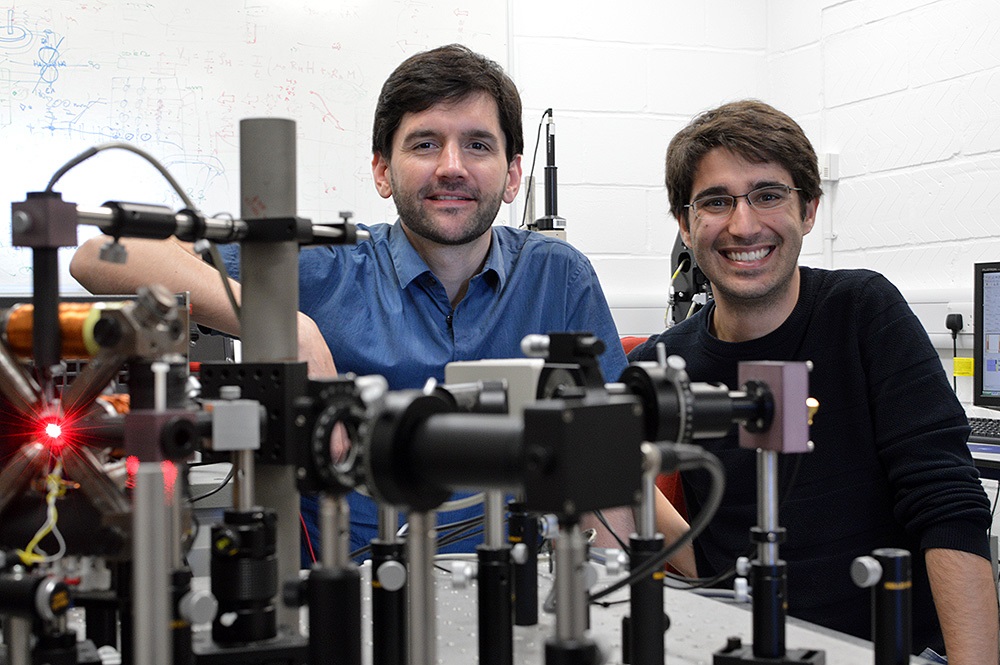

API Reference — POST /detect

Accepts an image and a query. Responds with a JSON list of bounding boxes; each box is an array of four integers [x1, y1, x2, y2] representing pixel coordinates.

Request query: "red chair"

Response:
[[620, 336, 687, 520]]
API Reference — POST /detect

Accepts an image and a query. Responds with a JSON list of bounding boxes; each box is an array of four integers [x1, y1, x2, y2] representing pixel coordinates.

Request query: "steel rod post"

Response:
[[239, 117, 301, 631]]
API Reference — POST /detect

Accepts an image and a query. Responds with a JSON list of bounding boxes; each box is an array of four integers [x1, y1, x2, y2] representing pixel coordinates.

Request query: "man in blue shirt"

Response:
[[70, 44, 627, 560]]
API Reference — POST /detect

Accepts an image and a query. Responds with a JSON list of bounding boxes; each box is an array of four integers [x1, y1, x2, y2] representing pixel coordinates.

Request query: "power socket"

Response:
[[947, 301, 975, 336]]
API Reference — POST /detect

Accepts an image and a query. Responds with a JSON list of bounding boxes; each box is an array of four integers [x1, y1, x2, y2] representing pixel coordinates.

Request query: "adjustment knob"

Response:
[[850, 555, 883, 588], [179, 589, 218, 624], [538, 514, 559, 539], [603, 548, 624, 576], [733, 577, 750, 603], [376, 560, 407, 592], [451, 562, 475, 589]]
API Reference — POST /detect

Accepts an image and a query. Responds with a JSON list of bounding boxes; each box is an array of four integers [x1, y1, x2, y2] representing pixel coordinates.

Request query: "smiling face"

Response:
[[681, 147, 818, 327], [372, 92, 522, 247]]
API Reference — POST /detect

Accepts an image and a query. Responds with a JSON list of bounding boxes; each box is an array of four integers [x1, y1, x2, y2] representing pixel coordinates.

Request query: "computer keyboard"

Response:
[[969, 417, 1000, 445]]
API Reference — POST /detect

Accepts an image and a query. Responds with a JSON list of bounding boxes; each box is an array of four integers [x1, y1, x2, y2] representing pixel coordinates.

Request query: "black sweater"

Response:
[[629, 267, 991, 652]]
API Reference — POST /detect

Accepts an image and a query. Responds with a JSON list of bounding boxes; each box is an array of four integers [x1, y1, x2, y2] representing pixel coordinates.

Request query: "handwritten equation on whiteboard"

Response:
[[0, 1, 502, 292]]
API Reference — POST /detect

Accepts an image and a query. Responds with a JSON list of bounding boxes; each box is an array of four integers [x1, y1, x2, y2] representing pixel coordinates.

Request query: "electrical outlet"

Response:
[[946, 301, 974, 335]]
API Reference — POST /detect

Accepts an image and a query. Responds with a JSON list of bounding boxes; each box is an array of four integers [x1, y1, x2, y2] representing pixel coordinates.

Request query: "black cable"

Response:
[[663, 548, 751, 590], [200, 234, 241, 320], [945, 314, 964, 393], [590, 444, 725, 602], [430, 515, 486, 551], [188, 465, 235, 504], [347, 514, 487, 561], [434, 514, 485, 534], [44, 142, 243, 327], [592, 509, 631, 554], [518, 108, 552, 229], [659, 452, 805, 592], [45, 142, 196, 210], [435, 525, 484, 550], [591, 597, 630, 609], [186, 509, 201, 561]]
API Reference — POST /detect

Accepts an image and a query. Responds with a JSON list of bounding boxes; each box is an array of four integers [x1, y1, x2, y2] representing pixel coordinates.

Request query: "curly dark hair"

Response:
[[372, 44, 523, 163], [666, 100, 822, 227]]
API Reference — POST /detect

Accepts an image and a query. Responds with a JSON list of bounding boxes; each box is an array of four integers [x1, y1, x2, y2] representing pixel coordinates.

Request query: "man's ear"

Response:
[[678, 215, 693, 247], [802, 197, 819, 235], [372, 152, 393, 199], [502, 155, 522, 204]]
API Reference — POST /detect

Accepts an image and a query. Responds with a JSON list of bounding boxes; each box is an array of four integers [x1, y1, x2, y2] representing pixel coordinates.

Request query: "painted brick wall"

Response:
[[508, 0, 1000, 341]]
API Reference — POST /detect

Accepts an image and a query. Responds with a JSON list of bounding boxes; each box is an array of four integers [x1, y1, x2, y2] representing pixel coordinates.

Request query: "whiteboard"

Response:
[[0, 0, 507, 294]]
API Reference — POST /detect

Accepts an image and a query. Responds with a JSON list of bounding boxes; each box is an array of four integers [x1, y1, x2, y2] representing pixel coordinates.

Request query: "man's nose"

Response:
[[727, 196, 763, 236], [436, 142, 467, 177]]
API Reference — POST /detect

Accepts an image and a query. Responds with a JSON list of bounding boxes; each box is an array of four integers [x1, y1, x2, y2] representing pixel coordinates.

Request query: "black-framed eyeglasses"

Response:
[[684, 184, 803, 221]]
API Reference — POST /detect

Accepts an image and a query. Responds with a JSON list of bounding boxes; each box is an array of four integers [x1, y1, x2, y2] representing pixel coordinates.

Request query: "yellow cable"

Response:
[[664, 259, 691, 326], [17, 458, 68, 565]]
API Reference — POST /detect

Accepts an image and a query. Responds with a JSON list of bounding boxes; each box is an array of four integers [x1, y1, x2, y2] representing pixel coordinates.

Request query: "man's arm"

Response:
[[70, 236, 336, 377], [655, 487, 696, 577], [71, 236, 241, 334], [925, 547, 999, 664]]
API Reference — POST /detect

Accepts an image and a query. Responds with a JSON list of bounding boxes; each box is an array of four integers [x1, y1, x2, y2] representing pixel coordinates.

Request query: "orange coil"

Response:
[[5, 302, 99, 359]]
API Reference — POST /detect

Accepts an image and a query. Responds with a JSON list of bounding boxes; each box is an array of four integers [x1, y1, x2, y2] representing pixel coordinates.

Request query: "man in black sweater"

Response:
[[629, 100, 998, 663]]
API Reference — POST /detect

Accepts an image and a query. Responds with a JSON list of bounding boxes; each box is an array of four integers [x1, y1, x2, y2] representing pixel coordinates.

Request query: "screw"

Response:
[[12, 211, 31, 234]]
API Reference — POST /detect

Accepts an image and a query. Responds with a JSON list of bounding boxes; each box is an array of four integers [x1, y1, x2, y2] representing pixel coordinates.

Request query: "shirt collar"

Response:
[[388, 220, 505, 290]]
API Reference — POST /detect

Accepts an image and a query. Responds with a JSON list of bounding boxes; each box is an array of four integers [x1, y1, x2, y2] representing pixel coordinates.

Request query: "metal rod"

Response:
[[60, 351, 129, 416], [132, 463, 171, 665], [31, 247, 60, 398], [628, 535, 666, 665], [638, 444, 659, 540], [752, 448, 786, 659], [484, 490, 504, 549], [406, 511, 437, 665], [508, 501, 539, 626], [379, 505, 400, 543], [0, 442, 47, 516], [233, 450, 255, 511], [168, 470, 185, 570], [757, 449, 779, 565], [151, 361, 168, 412], [873, 548, 912, 665], [321, 493, 351, 569], [525, 175, 536, 226], [477, 546, 513, 665], [3, 615, 32, 665], [0, 341, 43, 417], [239, 117, 302, 632], [555, 522, 588, 642]]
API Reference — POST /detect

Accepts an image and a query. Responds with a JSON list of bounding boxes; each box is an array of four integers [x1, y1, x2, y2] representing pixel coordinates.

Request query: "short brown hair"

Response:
[[666, 100, 822, 227], [372, 44, 523, 163]]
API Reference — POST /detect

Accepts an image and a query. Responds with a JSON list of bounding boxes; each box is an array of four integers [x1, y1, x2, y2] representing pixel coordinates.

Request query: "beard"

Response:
[[391, 178, 505, 246]]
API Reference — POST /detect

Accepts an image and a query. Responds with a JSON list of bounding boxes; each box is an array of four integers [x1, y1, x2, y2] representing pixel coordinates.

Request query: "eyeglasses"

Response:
[[684, 184, 802, 221]]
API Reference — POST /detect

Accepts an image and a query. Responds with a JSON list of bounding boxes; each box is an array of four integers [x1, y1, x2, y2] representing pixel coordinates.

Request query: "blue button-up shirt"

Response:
[[222, 220, 627, 558]]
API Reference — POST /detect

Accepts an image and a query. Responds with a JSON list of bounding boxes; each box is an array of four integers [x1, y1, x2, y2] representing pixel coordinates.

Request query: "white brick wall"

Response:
[[508, 0, 1000, 347]]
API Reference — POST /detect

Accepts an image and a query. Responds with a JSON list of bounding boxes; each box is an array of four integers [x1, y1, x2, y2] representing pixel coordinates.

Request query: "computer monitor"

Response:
[[973, 262, 1000, 410]]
